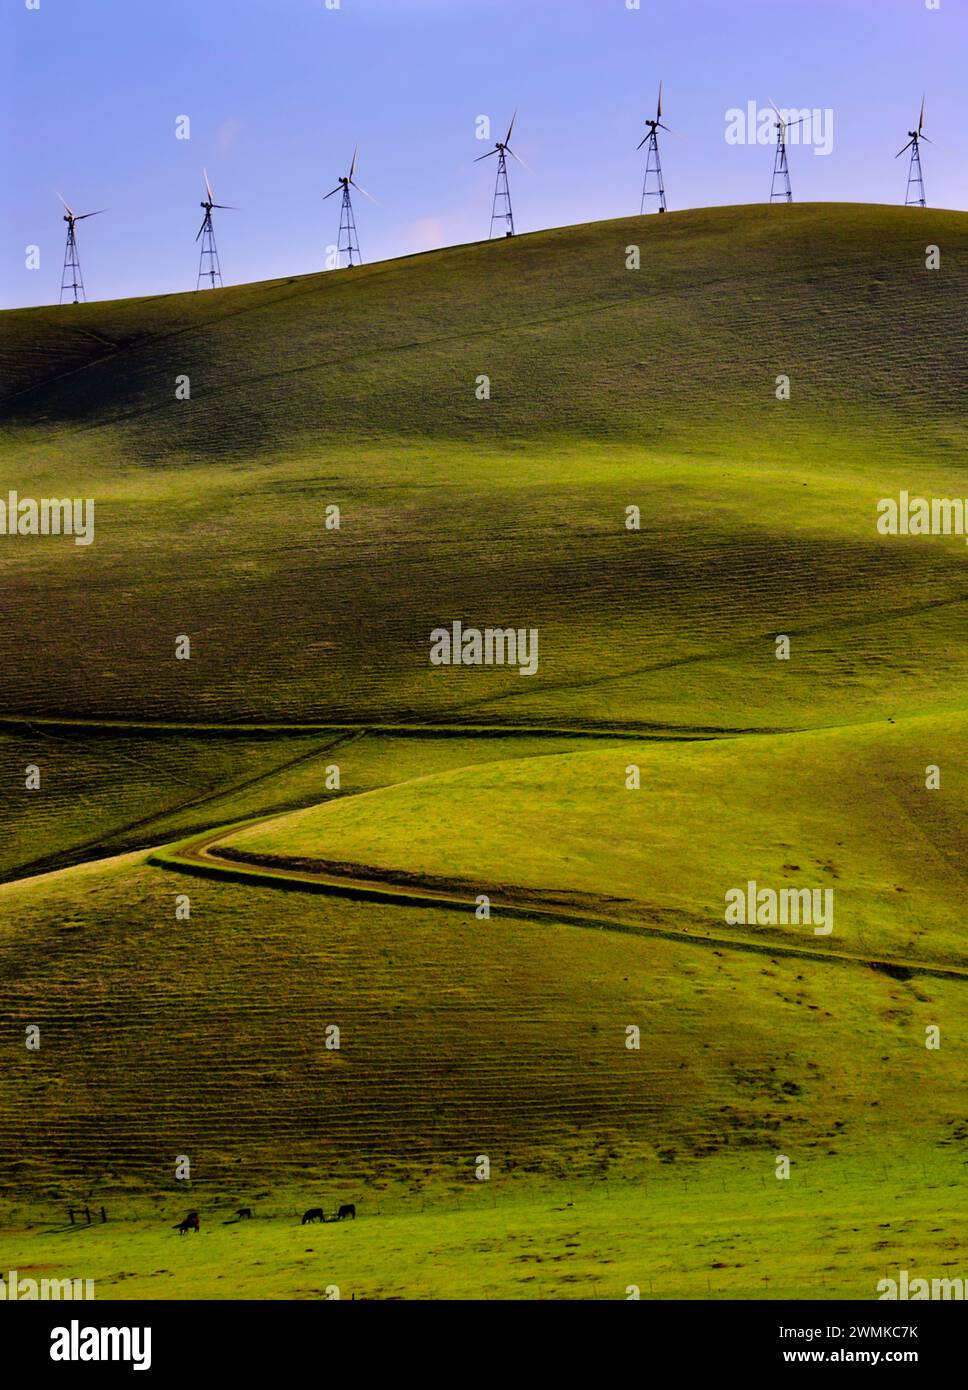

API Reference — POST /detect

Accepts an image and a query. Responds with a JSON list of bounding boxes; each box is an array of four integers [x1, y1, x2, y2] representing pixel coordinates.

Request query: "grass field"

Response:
[[1, 204, 966, 1299], [2, 1159, 964, 1301], [220, 712, 968, 968], [0, 725, 595, 880], [1, 847, 965, 1298], [2, 205, 968, 730]]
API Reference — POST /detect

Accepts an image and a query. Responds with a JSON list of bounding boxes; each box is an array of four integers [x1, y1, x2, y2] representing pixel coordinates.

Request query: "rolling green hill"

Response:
[[2, 204, 967, 1299], [2, 204, 968, 729], [0, 724, 593, 881], [1, 846, 965, 1298], [217, 712, 968, 969]]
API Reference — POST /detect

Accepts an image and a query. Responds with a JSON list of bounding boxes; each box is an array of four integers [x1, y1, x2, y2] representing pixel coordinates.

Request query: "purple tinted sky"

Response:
[[2, 0, 965, 307]]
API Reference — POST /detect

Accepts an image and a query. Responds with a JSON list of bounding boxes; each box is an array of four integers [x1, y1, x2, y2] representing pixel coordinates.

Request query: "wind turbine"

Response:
[[324, 147, 375, 268], [638, 81, 673, 213], [475, 111, 526, 237], [57, 194, 105, 304], [769, 100, 806, 203], [896, 97, 930, 207], [195, 170, 235, 289]]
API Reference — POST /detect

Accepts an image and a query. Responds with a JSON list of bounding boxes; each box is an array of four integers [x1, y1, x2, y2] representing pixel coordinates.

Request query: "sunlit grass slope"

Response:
[[2, 1159, 965, 1300], [0, 727, 594, 881], [2, 205, 967, 728], [220, 712, 968, 967], [1, 853, 964, 1204], [3, 205, 967, 1300]]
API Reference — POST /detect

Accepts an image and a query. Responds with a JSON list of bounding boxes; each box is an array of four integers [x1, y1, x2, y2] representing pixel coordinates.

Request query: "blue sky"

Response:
[[2, 0, 965, 307]]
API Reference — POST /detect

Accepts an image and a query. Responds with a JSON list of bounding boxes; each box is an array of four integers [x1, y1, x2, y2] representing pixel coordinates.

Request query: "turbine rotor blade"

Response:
[[896, 140, 914, 157], [350, 179, 377, 203], [474, 149, 498, 162], [505, 109, 517, 146], [506, 146, 530, 171], [769, 99, 790, 137], [57, 191, 74, 217], [75, 210, 107, 220], [195, 218, 207, 241], [204, 168, 214, 203], [657, 80, 663, 120], [919, 94, 925, 133], [350, 145, 358, 180], [323, 185, 343, 198]]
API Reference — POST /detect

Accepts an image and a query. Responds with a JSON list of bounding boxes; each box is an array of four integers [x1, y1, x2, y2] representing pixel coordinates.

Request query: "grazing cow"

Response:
[[174, 1211, 200, 1234], [301, 1207, 325, 1225], [336, 1203, 356, 1221], [236, 1208, 253, 1220]]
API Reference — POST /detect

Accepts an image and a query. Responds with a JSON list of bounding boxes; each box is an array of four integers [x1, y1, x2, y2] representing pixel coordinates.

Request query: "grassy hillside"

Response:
[[3, 1160, 965, 1301], [0, 725, 594, 880], [2, 205, 968, 729], [4, 204, 967, 451], [2, 205, 967, 1299], [0, 846, 965, 1297], [219, 713, 968, 969]]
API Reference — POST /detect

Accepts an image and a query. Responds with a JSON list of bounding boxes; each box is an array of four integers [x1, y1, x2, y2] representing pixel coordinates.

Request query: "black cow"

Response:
[[301, 1207, 325, 1225], [336, 1203, 356, 1221]]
